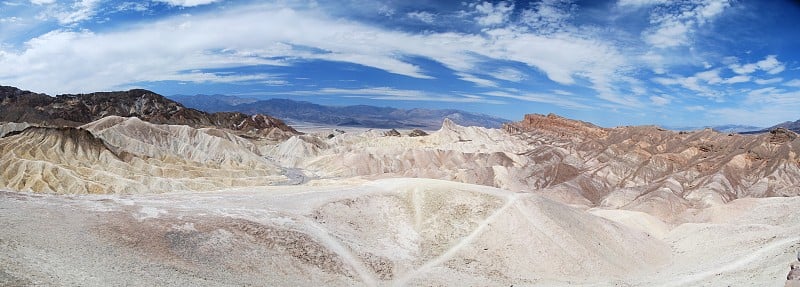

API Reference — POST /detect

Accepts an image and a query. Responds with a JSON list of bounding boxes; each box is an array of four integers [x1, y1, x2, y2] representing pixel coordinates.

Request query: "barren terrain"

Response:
[[2, 107, 800, 286]]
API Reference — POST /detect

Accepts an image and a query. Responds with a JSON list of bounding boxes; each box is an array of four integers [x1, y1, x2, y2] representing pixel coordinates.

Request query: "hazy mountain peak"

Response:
[[169, 95, 510, 130]]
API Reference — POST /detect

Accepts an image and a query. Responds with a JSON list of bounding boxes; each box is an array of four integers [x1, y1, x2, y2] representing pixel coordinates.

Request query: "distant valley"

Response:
[[168, 94, 509, 130]]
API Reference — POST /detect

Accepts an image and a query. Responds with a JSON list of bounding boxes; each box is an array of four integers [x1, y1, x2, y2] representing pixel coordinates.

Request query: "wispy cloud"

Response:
[[154, 0, 220, 7], [34, 0, 102, 25], [482, 90, 594, 110], [489, 67, 526, 82], [785, 79, 800, 88], [29, 0, 54, 5], [649, 95, 671, 106], [456, 73, 498, 87], [754, 77, 782, 85], [407, 11, 435, 24], [642, 0, 732, 49], [617, 0, 669, 8], [729, 55, 786, 75], [296, 87, 504, 104], [520, 0, 575, 34], [471, 1, 514, 27]]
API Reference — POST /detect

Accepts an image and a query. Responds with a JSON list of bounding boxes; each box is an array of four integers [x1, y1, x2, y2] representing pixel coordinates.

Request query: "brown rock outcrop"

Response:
[[503, 113, 608, 139]]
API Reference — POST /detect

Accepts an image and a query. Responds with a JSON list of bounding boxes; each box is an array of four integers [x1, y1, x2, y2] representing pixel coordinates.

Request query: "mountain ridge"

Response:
[[0, 85, 298, 139], [168, 94, 510, 129], [744, 119, 800, 134]]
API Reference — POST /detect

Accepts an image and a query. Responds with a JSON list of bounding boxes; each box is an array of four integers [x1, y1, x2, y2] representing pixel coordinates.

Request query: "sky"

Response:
[[1, 0, 799, 127]]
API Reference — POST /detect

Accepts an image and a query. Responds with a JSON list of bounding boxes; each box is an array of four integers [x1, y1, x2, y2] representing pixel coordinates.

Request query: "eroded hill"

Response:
[[2, 99, 800, 286]]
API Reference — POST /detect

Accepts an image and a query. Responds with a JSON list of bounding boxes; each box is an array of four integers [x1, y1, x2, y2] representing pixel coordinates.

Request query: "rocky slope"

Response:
[[267, 114, 800, 222], [0, 117, 288, 194], [0, 86, 297, 140]]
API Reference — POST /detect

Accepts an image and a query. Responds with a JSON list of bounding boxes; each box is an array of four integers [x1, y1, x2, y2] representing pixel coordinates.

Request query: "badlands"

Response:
[[2, 90, 800, 286]]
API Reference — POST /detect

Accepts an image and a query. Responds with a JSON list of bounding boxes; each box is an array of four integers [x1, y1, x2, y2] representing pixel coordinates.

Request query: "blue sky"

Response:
[[1, 0, 799, 127]]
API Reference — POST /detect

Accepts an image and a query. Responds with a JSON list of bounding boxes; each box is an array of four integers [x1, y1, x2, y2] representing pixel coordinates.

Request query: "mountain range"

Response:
[[168, 94, 509, 129], [740, 119, 800, 135], [0, 86, 297, 140]]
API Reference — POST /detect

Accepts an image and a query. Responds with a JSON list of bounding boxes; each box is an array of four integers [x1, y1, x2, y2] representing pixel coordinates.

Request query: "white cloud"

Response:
[[756, 55, 785, 74], [520, 0, 575, 33], [482, 90, 593, 110], [34, 0, 101, 24], [652, 73, 721, 100], [377, 4, 395, 17], [116, 2, 149, 12], [695, 69, 722, 84], [785, 79, 800, 87], [552, 89, 573, 96], [728, 55, 786, 75], [309, 87, 503, 104], [160, 72, 288, 85], [686, 105, 705, 111], [0, 16, 20, 22], [29, 0, 54, 4], [697, 0, 729, 24], [754, 77, 782, 85], [154, 0, 220, 7], [721, 75, 750, 84], [0, 6, 447, 93], [729, 62, 758, 74], [644, 21, 691, 48], [643, 0, 732, 49], [708, 88, 800, 126], [456, 72, 498, 87], [407, 11, 435, 24], [489, 68, 526, 82], [616, 0, 668, 7], [650, 95, 671, 106], [473, 1, 514, 26]]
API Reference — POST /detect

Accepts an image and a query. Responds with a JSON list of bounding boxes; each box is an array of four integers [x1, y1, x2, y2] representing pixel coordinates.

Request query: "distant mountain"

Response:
[[738, 119, 800, 135], [168, 95, 510, 129], [0, 86, 297, 138], [169, 94, 258, 113], [764, 119, 800, 133], [662, 124, 764, 133]]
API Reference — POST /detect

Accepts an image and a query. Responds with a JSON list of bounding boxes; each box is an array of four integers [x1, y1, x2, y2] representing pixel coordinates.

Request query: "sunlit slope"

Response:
[[0, 117, 286, 194]]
